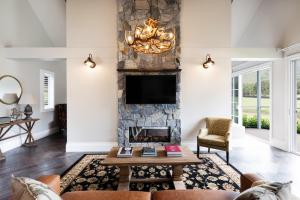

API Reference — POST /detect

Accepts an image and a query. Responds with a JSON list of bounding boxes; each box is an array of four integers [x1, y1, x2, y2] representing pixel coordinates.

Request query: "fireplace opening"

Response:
[[129, 127, 171, 143]]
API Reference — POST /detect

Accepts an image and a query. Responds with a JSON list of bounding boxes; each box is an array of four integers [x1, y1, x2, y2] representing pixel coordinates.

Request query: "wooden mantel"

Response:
[[117, 68, 182, 73]]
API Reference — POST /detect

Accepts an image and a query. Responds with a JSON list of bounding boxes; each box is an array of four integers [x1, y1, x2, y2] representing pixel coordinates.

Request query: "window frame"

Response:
[[231, 75, 243, 125], [232, 62, 272, 130], [40, 69, 55, 112]]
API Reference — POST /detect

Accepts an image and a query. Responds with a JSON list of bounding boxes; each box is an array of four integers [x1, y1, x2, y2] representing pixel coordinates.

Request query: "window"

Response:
[[231, 76, 240, 124], [242, 69, 270, 130], [40, 70, 55, 112]]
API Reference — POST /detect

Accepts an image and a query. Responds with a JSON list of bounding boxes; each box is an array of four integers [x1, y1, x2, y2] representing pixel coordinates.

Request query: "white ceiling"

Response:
[[1, 0, 300, 49], [232, 0, 300, 48], [0, 0, 66, 47], [27, 0, 66, 47]]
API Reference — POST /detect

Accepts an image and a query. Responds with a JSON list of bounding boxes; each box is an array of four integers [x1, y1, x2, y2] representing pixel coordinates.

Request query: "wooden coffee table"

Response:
[[102, 146, 201, 190]]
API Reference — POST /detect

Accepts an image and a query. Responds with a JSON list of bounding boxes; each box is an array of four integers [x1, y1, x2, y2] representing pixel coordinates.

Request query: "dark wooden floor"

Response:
[[0, 134, 83, 200], [1, 134, 300, 199]]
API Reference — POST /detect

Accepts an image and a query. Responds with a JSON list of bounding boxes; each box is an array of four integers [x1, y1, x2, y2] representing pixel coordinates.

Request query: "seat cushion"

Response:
[[61, 191, 151, 200], [198, 134, 226, 147], [152, 190, 238, 200], [206, 118, 231, 136]]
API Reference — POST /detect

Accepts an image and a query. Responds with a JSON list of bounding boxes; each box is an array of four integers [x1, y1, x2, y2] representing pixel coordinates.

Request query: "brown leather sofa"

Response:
[[35, 173, 263, 200]]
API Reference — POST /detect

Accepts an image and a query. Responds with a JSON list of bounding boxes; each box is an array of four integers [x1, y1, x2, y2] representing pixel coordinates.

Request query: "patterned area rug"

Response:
[[60, 154, 240, 194]]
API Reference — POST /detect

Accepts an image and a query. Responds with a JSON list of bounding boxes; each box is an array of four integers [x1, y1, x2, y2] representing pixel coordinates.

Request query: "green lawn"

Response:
[[242, 97, 300, 133], [243, 97, 300, 119], [242, 97, 270, 119]]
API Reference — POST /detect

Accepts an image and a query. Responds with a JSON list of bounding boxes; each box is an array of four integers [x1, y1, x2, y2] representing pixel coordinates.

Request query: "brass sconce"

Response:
[[84, 54, 96, 68], [203, 54, 215, 69]]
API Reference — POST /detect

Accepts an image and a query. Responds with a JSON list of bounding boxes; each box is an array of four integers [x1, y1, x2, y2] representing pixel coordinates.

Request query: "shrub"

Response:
[[247, 116, 258, 128], [261, 118, 270, 129], [297, 123, 300, 134], [243, 115, 248, 127], [242, 115, 270, 130]]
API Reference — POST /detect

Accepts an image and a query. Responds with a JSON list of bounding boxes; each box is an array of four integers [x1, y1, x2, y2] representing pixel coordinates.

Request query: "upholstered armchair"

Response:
[[197, 117, 232, 164]]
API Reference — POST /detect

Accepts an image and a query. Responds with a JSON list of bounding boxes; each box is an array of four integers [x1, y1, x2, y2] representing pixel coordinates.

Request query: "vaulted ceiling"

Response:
[[0, 0, 66, 47], [1, 0, 300, 49], [232, 0, 300, 48]]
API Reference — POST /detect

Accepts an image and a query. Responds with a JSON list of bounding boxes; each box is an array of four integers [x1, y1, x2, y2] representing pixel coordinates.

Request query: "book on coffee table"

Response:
[[142, 147, 157, 157], [164, 145, 182, 157], [117, 147, 133, 158]]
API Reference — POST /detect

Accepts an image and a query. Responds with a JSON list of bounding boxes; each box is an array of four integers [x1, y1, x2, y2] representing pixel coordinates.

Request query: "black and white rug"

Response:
[[60, 154, 240, 194]]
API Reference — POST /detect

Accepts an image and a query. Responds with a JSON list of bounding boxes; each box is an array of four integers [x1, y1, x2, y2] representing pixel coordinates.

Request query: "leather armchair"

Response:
[[197, 117, 232, 164]]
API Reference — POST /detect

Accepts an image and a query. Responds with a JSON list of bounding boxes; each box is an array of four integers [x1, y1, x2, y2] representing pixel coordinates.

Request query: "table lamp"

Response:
[[2, 93, 18, 104], [19, 94, 36, 119]]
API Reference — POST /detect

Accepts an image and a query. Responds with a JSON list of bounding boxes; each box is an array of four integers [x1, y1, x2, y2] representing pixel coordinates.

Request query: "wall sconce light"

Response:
[[84, 54, 96, 68], [203, 54, 215, 69]]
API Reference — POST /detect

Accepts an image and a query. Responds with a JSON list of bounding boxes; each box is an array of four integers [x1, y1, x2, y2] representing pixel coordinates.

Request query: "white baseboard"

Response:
[[270, 140, 289, 151], [0, 127, 58, 153], [66, 142, 118, 152], [181, 141, 197, 151], [181, 141, 215, 152]]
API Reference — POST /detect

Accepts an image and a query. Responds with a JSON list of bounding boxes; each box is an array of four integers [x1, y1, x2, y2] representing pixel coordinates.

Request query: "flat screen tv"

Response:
[[126, 75, 176, 104]]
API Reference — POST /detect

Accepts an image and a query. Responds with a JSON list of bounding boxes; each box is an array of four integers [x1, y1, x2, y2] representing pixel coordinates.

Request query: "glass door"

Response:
[[242, 71, 258, 128], [242, 68, 271, 141], [293, 59, 300, 154], [260, 69, 271, 131]]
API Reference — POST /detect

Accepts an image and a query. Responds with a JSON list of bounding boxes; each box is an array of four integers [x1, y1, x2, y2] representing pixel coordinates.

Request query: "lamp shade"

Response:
[[19, 94, 36, 105], [2, 93, 18, 104]]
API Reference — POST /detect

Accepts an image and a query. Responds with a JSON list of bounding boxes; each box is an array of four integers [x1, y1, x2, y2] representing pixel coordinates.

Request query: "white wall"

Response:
[[270, 59, 289, 150], [66, 0, 118, 151], [66, 0, 232, 152], [0, 58, 66, 152], [174, 0, 232, 143]]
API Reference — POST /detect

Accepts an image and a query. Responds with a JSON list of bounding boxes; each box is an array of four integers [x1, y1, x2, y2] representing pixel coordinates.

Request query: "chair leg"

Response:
[[226, 151, 229, 164], [197, 143, 200, 158], [208, 148, 210, 153]]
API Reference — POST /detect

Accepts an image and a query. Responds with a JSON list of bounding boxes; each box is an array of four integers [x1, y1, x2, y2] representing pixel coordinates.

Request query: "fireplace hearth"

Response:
[[129, 127, 171, 143]]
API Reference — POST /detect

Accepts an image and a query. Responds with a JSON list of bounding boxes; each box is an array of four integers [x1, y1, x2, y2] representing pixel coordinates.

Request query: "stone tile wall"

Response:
[[117, 0, 181, 146]]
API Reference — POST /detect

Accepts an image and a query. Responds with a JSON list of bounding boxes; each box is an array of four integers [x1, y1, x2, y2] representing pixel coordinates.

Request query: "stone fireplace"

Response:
[[118, 74, 181, 146], [117, 0, 181, 147], [129, 127, 171, 144]]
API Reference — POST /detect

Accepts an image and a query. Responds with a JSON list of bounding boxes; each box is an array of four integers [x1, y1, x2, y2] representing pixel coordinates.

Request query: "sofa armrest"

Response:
[[37, 175, 61, 195], [240, 173, 264, 192], [198, 128, 208, 138]]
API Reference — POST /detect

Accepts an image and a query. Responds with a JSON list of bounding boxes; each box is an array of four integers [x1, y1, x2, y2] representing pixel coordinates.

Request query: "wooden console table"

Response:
[[0, 118, 39, 160]]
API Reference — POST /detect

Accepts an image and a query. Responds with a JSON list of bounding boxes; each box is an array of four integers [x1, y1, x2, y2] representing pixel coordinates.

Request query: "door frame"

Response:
[[287, 53, 300, 155], [232, 62, 273, 142]]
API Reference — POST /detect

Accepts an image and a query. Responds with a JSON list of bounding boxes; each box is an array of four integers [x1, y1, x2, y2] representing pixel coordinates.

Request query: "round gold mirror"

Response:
[[0, 75, 23, 105]]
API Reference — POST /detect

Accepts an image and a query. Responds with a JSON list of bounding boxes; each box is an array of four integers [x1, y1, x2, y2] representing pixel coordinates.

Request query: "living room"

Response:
[[0, 0, 300, 199]]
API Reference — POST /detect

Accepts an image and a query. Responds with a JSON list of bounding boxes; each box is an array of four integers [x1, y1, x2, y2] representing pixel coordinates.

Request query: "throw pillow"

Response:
[[251, 180, 267, 187], [11, 175, 61, 200], [235, 181, 292, 200]]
